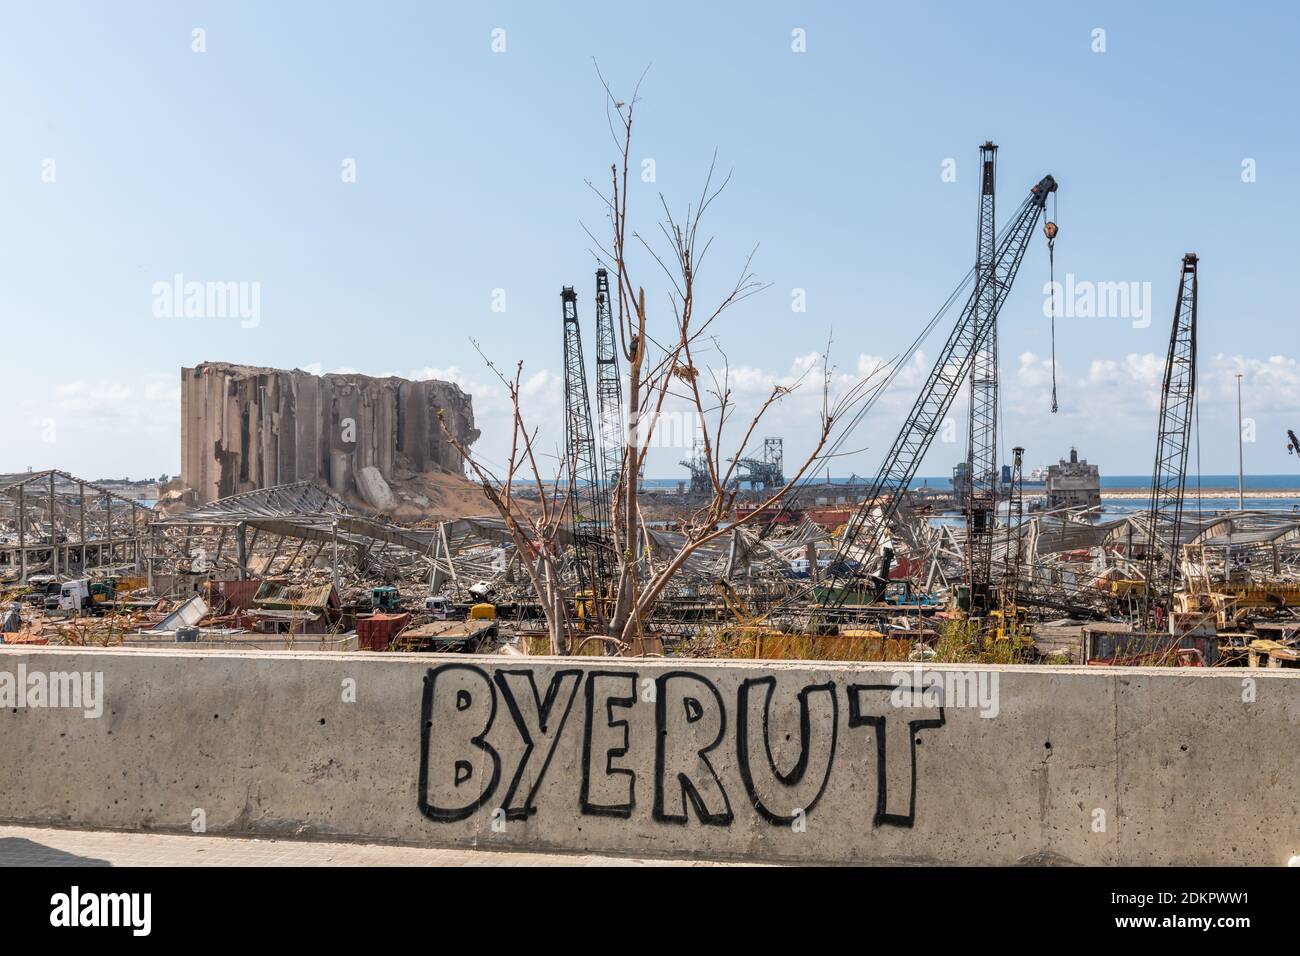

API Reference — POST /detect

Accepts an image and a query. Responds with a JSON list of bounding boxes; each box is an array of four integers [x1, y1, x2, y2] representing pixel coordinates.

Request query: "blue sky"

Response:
[[2, 1, 1297, 482]]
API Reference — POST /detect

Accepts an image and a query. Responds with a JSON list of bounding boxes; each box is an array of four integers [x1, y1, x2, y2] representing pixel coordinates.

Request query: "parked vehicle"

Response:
[[58, 579, 91, 612], [371, 586, 402, 612], [24, 575, 62, 610]]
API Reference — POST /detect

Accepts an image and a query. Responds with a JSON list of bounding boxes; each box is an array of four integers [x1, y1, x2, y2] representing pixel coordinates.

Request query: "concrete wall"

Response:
[[1, 647, 1297, 865]]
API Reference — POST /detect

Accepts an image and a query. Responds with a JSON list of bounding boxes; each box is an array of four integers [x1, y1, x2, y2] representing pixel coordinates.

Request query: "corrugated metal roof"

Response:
[[152, 594, 209, 631], [252, 581, 339, 610]]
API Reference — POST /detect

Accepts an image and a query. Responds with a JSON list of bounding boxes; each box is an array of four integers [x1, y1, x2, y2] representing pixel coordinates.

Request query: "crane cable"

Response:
[[1045, 192, 1059, 413]]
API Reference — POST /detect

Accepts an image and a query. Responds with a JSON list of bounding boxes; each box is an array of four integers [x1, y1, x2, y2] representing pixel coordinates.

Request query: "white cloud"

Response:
[[1204, 353, 1300, 410], [12, 374, 180, 478]]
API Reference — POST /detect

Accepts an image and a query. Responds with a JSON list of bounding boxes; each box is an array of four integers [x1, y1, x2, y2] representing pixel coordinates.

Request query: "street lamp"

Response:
[[1235, 373, 1245, 511]]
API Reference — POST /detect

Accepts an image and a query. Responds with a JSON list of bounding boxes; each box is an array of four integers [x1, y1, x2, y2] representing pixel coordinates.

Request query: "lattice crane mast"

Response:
[[966, 142, 1000, 616], [1140, 253, 1198, 631], [593, 268, 626, 516], [1002, 445, 1026, 609], [561, 286, 606, 598]]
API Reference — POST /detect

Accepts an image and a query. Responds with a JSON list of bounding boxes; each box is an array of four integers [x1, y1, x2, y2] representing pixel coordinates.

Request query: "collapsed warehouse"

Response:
[[6, 461, 1300, 663]]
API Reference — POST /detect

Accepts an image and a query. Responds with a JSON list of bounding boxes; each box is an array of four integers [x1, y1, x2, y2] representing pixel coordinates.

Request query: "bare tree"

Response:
[[584, 68, 880, 647], [438, 355, 572, 654], [447, 72, 881, 653]]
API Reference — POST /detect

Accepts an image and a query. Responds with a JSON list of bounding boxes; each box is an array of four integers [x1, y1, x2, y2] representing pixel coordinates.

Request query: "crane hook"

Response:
[[1045, 219, 1059, 413]]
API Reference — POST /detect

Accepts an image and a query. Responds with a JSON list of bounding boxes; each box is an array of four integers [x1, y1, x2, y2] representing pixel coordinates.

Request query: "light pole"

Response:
[[1236, 373, 1245, 510]]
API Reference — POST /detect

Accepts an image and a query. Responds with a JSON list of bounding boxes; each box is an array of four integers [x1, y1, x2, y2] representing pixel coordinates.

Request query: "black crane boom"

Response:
[[822, 173, 1057, 607]]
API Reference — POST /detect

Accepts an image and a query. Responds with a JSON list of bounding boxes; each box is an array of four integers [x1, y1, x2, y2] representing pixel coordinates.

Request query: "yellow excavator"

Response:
[[986, 604, 1028, 644]]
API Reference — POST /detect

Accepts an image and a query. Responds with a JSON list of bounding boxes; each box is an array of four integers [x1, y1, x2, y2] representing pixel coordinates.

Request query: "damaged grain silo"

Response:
[[179, 362, 479, 509]]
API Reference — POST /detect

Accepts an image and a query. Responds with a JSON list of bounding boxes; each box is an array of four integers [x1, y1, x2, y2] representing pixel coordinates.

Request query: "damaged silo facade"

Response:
[[180, 362, 478, 505]]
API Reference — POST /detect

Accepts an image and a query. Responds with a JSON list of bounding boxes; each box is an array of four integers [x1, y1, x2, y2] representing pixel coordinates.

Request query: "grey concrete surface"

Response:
[[1, 647, 1297, 865], [0, 825, 729, 866]]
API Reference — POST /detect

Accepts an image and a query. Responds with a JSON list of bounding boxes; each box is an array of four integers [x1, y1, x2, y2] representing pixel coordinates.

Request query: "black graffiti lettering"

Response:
[[847, 683, 945, 829], [418, 664, 502, 823], [653, 672, 734, 826], [580, 671, 638, 818], [494, 669, 582, 820], [416, 666, 950, 834], [736, 677, 838, 826]]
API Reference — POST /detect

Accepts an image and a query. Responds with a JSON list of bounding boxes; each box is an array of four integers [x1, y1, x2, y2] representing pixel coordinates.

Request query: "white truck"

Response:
[[57, 579, 91, 612]]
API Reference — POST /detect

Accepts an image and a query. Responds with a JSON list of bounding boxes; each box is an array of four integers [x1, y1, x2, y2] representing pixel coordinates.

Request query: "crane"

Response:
[[988, 445, 1029, 643], [679, 440, 712, 495], [1140, 253, 1198, 631], [1002, 446, 1027, 603], [727, 438, 785, 490], [821, 171, 1057, 608], [593, 268, 625, 514], [965, 141, 1000, 616], [561, 286, 606, 605]]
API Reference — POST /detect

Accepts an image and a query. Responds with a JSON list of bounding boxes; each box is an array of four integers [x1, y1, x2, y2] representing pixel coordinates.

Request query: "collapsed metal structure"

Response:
[[0, 470, 152, 582], [147, 481, 441, 591]]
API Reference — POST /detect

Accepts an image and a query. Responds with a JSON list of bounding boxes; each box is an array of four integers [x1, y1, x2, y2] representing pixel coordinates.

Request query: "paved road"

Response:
[[0, 825, 740, 867]]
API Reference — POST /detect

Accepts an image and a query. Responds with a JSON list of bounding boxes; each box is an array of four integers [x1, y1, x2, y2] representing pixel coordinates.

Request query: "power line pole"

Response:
[[1236, 372, 1245, 510]]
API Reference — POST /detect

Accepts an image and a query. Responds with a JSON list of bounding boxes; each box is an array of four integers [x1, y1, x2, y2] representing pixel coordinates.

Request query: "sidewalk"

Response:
[[0, 825, 740, 867]]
